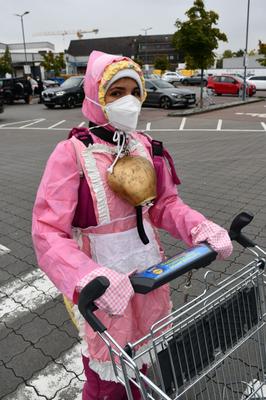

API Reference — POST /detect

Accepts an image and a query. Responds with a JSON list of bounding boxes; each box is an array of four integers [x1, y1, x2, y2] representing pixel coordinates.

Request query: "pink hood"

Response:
[[82, 51, 131, 125]]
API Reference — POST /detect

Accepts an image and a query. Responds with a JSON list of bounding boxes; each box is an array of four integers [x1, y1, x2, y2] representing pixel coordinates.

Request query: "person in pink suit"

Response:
[[32, 51, 232, 400]]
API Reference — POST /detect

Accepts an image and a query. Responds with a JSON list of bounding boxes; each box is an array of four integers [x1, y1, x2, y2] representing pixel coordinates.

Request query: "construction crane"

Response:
[[33, 28, 99, 39]]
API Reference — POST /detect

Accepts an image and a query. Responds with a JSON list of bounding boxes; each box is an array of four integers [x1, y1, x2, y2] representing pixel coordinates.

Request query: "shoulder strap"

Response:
[[138, 131, 181, 185]]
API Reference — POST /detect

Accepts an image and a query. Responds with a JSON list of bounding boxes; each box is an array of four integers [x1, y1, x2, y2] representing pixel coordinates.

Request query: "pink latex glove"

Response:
[[76, 267, 134, 316], [191, 220, 233, 259]]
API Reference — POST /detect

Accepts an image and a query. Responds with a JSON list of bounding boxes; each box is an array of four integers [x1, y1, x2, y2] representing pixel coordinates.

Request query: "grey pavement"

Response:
[[0, 98, 266, 399]]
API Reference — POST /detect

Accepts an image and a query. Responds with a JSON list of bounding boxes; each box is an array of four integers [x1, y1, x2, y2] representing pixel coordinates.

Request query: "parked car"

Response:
[[207, 75, 256, 96], [42, 76, 84, 109], [180, 74, 208, 86], [0, 77, 32, 104], [143, 79, 196, 109], [161, 71, 183, 84], [246, 75, 266, 90]]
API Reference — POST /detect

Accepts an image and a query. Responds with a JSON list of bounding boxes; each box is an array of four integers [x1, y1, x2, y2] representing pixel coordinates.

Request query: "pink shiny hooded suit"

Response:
[[32, 51, 232, 399]]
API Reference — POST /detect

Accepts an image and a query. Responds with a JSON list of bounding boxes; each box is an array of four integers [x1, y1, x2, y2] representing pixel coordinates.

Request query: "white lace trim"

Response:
[[82, 146, 111, 224]]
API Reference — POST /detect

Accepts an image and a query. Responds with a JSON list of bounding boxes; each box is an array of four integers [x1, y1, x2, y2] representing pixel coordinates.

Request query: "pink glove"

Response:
[[191, 220, 233, 259], [76, 267, 134, 316]]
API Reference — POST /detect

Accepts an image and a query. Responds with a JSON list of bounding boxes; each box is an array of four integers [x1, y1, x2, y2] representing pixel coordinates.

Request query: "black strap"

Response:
[[152, 139, 163, 157], [89, 121, 124, 146]]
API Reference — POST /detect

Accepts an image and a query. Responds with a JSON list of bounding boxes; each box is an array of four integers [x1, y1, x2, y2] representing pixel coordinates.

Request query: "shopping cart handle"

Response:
[[130, 243, 216, 294], [229, 211, 256, 248], [78, 276, 110, 333]]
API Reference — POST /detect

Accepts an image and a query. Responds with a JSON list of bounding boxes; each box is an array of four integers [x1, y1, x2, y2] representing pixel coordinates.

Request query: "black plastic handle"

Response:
[[229, 211, 256, 247], [78, 276, 110, 333]]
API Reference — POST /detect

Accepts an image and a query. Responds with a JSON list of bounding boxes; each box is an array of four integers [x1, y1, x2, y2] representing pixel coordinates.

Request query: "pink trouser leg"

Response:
[[82, 356, 146, 400]]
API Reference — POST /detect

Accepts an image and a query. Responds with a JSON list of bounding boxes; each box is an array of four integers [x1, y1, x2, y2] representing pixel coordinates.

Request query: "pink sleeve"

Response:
[[149, 155, 206, 246], [32, 140, 100, 302]]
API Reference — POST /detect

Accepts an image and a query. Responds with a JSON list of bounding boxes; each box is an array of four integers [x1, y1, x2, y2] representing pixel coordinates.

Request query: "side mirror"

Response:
[[151, 86, 157, 91]]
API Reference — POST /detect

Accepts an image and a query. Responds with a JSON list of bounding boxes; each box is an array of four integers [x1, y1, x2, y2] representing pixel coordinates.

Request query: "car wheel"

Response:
[[45, 104, 55, 109], [24, 96, 30, 104], [160, 96, 172, 109], [65, 95, 76, 109]]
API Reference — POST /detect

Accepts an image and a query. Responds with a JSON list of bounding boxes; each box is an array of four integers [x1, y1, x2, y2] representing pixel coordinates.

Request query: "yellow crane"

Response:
[[33, 28, 99, 39]]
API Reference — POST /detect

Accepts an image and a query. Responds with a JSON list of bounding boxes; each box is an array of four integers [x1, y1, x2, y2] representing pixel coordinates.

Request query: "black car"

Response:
[[42, 76, 84, 109], [0, 77, 32, 104], [143, 79, 196, 109], [180, 74, 208, 86]]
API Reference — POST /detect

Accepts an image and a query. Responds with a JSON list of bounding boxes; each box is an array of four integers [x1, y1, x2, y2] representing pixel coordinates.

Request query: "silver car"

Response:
[[143, 79, 196, 109]]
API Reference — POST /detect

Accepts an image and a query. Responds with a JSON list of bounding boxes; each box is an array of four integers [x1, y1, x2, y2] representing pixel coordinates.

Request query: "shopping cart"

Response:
[[78, 212, 266, 400]]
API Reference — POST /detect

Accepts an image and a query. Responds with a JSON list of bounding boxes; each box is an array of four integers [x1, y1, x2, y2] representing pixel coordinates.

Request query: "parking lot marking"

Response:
[[217, 119, 223, 131], [0, 244, 11, 255], [78, 122, 86, 127], [0, 269, 59, 324], [145, 122, 151, 131], [47, 120, 66, 129], [261, 122, 266, 131], [0, 119, 41, 128], [179, 117, 187, 130], [19, 118, 46, 128]]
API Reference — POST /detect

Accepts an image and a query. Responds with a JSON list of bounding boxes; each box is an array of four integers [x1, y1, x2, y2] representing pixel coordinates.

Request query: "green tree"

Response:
[[172, 0, 227, 107], [233, 49, 244, 57], [223, 49, 233, 58], [257, 40, 266, 66], [0, 46, 13, 77], [41, 51, 66, 76], [154, 55, 170, 74]]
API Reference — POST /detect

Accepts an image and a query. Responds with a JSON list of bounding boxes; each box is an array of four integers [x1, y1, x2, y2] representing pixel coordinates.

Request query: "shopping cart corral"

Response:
[[78, 212, 266, 400]]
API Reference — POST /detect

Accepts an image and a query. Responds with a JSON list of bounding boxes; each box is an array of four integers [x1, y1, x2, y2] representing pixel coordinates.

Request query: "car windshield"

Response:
[[153, 80, 174, 89], [61, 77, 83, 89]]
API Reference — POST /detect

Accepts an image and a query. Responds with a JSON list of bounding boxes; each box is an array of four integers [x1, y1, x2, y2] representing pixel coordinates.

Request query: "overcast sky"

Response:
[[1, 0, 265, 55]]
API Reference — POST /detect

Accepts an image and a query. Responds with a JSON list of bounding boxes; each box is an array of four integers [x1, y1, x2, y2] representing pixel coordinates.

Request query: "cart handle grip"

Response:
[[229, 211, 256, 248], [78, 276, 110, 333]]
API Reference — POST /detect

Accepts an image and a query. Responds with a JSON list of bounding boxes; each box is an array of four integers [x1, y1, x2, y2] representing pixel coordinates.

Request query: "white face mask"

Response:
[[105, 95, 141, 133]]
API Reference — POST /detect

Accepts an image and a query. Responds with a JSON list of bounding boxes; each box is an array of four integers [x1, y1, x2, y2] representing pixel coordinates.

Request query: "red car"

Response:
[[207, 75, 256, 97]]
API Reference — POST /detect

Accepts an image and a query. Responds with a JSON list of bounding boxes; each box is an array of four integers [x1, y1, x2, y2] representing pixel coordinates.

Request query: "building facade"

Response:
[[66, 34, 183, 74], [0, 42, 55, 78]]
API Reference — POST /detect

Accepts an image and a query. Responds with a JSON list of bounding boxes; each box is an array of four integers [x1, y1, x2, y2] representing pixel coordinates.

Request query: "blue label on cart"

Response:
[[135, 245, 211, 280]]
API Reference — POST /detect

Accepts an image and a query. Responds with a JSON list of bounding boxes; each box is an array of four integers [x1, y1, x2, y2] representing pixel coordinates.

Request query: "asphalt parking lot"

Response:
[[0, 97, 266, 399]]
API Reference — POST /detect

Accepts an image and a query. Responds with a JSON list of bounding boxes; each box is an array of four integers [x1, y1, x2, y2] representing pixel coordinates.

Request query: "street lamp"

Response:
[[15, 11, 30, 65], [242, 0, 250, 101], [142, 27, 152, 65]]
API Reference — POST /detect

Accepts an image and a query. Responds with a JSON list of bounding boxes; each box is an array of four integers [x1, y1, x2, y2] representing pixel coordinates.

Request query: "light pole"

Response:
[[142, 27, 152, 66], [242, 0, 250, 101], [15, 11, 30, 65]]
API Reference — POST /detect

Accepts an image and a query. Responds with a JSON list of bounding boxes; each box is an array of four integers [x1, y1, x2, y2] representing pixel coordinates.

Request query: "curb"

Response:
[[168, 97, 266, 117]]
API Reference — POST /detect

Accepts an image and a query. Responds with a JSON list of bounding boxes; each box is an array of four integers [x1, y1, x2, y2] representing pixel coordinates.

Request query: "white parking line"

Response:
[[78, 122, 86, 127], [0, 269, 59, 324], [0, 119, 40, 128], [0, 244, 11, 255], [217, 119, 223, 131], [145, 122, 151, 131], [47, 120, 66, 129], [179, 117, 187, 130], [19, 118, 46, 128], [261, 122, 266, 131]]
